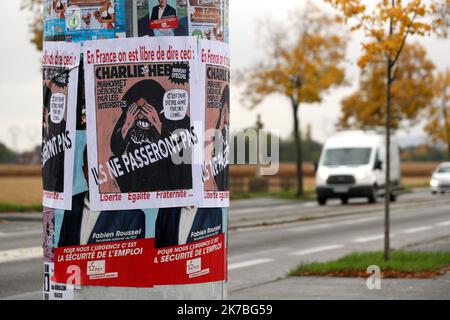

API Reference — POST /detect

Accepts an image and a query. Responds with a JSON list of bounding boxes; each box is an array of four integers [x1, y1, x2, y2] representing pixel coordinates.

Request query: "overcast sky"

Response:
[[0, 0, 449, 152]]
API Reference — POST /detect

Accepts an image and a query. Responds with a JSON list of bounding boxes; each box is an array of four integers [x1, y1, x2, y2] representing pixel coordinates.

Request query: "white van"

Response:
[[315, 130, 401, 205]]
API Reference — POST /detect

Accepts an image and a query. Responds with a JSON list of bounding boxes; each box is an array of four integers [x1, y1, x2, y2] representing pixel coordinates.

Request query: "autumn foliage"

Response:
[[340, 42, 435, 129], [239, 4, 347, 196], [424, 69, 450, 156]]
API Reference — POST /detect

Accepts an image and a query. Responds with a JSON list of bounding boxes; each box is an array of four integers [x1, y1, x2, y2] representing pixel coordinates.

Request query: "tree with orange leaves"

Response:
[[239, 4, 347, 197], [339, 42, 435, 130], [21, 0, 43, 51], [325, 0, 443, 260], [425, 69, 450, 159]]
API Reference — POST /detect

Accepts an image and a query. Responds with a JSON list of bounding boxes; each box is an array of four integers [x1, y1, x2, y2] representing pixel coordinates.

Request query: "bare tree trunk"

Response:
[[384, 58, 392, 262], [292, 99, 304, 197]]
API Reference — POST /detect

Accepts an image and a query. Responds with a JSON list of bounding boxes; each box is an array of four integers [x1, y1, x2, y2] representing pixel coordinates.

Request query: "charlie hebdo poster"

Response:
[[84, 36, 202, 211], [198, 40, 230, 207], [42, 42, 80, 210]]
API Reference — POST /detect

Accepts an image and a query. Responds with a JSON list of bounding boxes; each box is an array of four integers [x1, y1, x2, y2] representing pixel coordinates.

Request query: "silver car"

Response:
[[430, 162, 450, 194]]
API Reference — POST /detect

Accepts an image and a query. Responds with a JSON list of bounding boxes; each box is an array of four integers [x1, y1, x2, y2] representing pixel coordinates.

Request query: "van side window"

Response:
[[374, 151, 382, 170]]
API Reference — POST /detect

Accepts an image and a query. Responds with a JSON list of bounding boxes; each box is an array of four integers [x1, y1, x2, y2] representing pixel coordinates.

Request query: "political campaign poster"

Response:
[[42, 42, 80, 210], [134, 0, 189, 37], [44, 0, 67, 41], [83, 36, 202, 211], [199, 40, 230, 207], [154, 207, 227, 285], [64, 0, 127, 43], [188, 0, 226, 42], [53, 203, 157, 288], [52, 206, 227, 289]]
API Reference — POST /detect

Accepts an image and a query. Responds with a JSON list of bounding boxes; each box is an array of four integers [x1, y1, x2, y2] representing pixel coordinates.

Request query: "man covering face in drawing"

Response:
[[110, 80, 192, 193]]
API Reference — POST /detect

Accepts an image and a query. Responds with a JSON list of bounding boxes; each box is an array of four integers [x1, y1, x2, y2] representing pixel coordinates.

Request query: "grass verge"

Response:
[[0, 202, 43, 213], [290, 251, 450, 279]]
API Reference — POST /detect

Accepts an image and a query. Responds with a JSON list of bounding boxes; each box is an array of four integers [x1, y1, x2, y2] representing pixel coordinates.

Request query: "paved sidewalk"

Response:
[[228, 273, 450, 300], [229, 237, 450, 300]]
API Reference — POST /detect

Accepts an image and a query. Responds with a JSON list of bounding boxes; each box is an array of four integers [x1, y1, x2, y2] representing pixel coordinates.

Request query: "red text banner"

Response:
[[54, 239, 154, 288], [150, 17, 179, 30], [154, 234, 226, 285]]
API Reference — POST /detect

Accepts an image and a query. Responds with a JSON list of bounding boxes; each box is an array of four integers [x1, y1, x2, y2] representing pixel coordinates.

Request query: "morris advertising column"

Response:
[[42, 0, 230, 300]]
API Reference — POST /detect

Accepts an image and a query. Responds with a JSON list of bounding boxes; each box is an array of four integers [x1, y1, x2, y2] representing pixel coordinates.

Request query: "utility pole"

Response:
[[384, 0, 395, 262], [291, 75, 304, 197]]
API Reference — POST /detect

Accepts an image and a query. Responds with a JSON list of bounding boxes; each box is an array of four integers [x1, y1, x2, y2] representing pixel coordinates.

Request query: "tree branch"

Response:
[[390, 10, 418, 68]]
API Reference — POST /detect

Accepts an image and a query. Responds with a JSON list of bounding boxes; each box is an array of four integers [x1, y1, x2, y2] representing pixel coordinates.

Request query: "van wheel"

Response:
[[341, 197, 349, 205], [368, 187, 377, 204], [318, 196, 327, 206]]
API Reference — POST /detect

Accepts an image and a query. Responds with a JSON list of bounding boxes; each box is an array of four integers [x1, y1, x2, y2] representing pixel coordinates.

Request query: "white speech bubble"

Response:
[[50, 93, 66, 124], [163, 89, 189, 121]]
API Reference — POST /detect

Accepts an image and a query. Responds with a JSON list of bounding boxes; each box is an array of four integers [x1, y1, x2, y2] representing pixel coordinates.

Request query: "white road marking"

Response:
[[291, 244, 344, 256], [228, 258, 274, 270], [400, 226, 433, 234], [339, 217, 380, 225], [436, 221, 450, 227], [288, 216, 381, 233], [0, 230, 42, 238], [288, 223, 332, 233], [0, 247, 42, 264], [228, 247, 291, 262], [353, 234, 385, 243], [231, 204, 301, 215]]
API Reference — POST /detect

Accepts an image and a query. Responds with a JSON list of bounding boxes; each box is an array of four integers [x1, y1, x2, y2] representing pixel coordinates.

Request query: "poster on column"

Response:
[[188, 0, 227, 42], [63, 0, 127, 43], [83, 36, 201, 211], [53, 206, 156, 288], [134, 0, 189, 37], [42, 42, 80, 210], [199, 40, 230, 207], [154, 207, 227, 285], [44, 0, 67, 41], [52, 207, 227, 288]]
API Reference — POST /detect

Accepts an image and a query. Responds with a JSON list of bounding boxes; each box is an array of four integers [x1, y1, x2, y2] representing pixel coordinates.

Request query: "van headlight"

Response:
[[430, 179, 439, 187], [318, 171, 329, 182], [355, 171, 367, 181]]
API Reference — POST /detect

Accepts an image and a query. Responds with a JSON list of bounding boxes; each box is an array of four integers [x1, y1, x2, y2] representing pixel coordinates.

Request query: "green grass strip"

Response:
[[290, 251, 450, 276], [0, 202, 42, 213]]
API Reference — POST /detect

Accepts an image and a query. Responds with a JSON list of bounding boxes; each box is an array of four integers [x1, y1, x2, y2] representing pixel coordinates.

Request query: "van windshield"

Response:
[[323, 148, 372, 166], [437, 165, 450, 173]]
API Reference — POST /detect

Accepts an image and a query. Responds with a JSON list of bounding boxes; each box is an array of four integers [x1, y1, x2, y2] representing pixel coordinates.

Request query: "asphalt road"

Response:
[[0, 189, 449, 300]]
